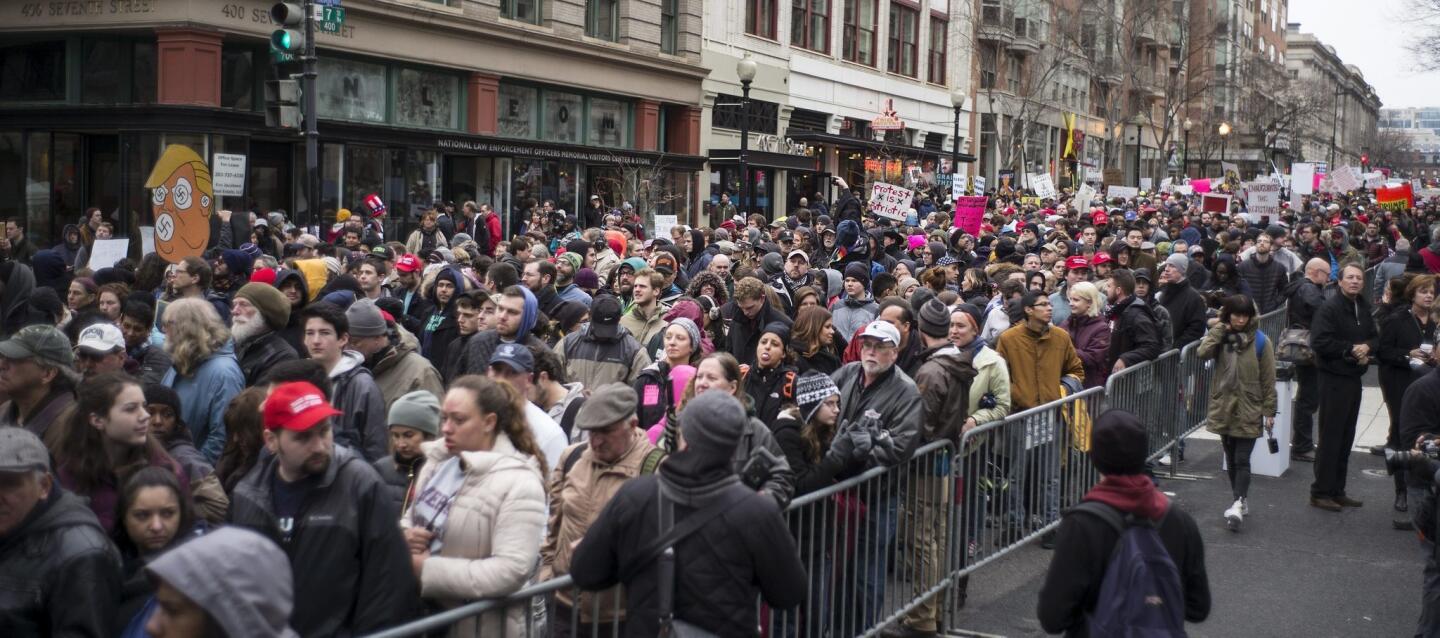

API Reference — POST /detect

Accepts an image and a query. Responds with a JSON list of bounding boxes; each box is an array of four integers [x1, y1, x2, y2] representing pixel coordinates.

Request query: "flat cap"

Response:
[[574, 383, 637, 430]]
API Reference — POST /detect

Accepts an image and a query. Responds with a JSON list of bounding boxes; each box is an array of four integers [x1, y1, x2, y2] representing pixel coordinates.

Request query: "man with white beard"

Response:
[[231, 282, 300, 385]]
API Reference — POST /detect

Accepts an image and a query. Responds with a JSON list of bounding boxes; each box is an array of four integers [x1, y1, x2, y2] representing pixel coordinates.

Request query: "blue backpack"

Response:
[[1070, 501, 1187, 637]]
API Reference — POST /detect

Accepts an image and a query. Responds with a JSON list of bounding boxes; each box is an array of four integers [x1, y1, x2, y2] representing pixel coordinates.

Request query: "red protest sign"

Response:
[[953, 196, 988, 235]]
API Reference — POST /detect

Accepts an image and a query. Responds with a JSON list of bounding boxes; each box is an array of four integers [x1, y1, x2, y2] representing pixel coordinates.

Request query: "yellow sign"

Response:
[[145, 145, 213, 263]]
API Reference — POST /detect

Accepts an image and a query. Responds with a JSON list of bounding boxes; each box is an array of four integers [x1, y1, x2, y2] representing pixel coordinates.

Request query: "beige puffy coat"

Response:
[[405, 432, 547, 637]]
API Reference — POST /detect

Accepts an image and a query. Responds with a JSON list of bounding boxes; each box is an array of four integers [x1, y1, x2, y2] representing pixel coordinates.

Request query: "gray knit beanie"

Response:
[[917, 298, 951, 339], [387, 390, 441, 437], [680, 391, 747, 460], [669, 317, 702, 351]]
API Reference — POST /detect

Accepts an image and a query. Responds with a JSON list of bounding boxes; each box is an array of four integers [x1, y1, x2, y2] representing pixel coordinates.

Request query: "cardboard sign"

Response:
[[1030, 173, 1058, 199], [88, 238, 130, 270], [953, 196, 988, 235], [1102, 168, 1124, 186], [211, 153, 246, 198], [653, 214, 677, 242], [1201, 193, 1231, 214], [145, 144, 213, 263], [1291, 163, 1315, 195], [1192, 178, 1212, 194], [1330, 165, 1362, 192], [1159, 177, 1173, 193], [1106, 185, 1139, 201], [868, 182, 913, 221], [1074, 183, 1096, 208], [1175, 185, 1195, 196], [953, 173, 968, 194], [1139, 177, 1153, 191], [1221, 162, 1239, 181], [1363, 172, 1385, 189], [974, 176, 987, 193], [1377, 183, 1415, 211], [1245, 181, 1281, 223]]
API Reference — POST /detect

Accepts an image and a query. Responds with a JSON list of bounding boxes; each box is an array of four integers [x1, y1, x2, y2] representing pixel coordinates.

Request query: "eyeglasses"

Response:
[[1029, 300, 1053, 308], [859, 340, 896, 351]]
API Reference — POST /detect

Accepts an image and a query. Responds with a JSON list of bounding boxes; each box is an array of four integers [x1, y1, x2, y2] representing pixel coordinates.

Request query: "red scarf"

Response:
[[1083, 474, 1170, 521]]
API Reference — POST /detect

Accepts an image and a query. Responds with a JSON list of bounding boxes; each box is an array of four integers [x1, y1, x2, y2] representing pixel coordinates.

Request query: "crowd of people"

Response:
[[0, 174, 1437, 637]]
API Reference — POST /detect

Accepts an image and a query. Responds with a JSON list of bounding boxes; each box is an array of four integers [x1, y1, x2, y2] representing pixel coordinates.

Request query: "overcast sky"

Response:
[[1288, 0, 1438, 109]]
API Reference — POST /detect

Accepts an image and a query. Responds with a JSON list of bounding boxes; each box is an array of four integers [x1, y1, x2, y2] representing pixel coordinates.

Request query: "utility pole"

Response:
[[303, 0, 318, 229]]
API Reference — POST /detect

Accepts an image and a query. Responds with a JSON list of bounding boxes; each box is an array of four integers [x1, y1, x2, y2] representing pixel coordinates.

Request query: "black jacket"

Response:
[[371, 454, 426, 515], [721, 298, 792, 368], [0, 489, 122, 638], [1036, 500, 1210, 637], [228, 445, 419, 637], [744, 364, 797, 426], [834, 190, 863, 225], [235, 330, 300, 386], [569, 472, 807, 638], [1400, 367, 1440, 489], [1236, 255, 1290, 314], [1283, 277, 1325, 331], [1106, 296, 1163, 369], [1309, 289, 1378, 378], [1157, 279, 1208, 347]]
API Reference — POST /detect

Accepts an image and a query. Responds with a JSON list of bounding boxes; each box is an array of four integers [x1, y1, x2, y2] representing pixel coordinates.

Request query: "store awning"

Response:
[[708, 149, 819, 172], [785, 130, 977, 163]]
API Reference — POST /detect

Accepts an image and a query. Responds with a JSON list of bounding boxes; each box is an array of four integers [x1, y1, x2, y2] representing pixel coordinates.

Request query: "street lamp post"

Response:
[[1130, 114, 1146, 187], [1182, 118, 1193, 178], [736, 55, 758, 218], [1218, 121, 1232, 176], [951, 88, 967, 196]]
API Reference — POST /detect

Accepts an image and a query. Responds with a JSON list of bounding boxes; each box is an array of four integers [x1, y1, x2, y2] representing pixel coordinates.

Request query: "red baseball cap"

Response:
[[1092, 211, 1109, 226], [1092, 252, 1114, 266], [263, 382, 341, 432], [395, 254, 422, 273], [250, 267, 277, 286], [1065, 255, 1090, 270]]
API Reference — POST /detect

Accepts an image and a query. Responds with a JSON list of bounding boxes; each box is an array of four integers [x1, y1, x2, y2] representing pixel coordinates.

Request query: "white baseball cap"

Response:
[[859, 320, 901, 346], [76, 323, 125, 354]]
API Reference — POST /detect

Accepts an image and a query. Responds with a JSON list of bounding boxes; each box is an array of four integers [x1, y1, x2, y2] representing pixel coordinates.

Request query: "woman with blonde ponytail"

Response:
[[401, 375, 547, 636]]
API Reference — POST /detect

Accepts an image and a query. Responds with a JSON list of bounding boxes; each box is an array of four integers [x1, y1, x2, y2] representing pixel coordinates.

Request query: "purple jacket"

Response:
[[1063, 314, 1111, 389]]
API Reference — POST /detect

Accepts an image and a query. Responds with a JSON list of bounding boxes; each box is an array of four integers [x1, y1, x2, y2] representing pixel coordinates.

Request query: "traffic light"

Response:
[[1361, 153, 1370, 168], [270, 2, 305, 56], [265, 79, 301, 130]]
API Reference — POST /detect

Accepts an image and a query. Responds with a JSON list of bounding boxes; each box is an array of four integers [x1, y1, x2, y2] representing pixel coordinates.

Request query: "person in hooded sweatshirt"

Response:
[[830, 261, 879, 340], [0, 261, 49, 338], [570, 391, 807, 637], [143, 526, 297, 638], [420, 265, 467, 366], [273, 268, 311, 355], [54, 224, 84, 269], [1037, 409, 1211, 637], [298, 301, 389, 462]]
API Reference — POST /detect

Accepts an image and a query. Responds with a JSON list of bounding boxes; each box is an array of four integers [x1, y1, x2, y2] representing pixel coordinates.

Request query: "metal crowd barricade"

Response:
[[1177, 340, 1213, 439], [1102, 348, 1182, 462], [1257, 305, 1288, 346]]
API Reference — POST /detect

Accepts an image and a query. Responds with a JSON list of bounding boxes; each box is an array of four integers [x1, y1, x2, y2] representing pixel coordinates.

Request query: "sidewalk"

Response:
[[1189, 375, 1392, 452], [942, 435, 1421, 637]]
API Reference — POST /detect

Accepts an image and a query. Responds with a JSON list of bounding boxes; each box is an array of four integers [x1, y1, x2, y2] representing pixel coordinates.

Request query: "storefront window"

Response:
[[498, 84, 538, 139], [0, 133, 21, 219], [444, 157, 499, 211], [395, 68, 460, 130], [318, 58, 387, 123], [588, 97, 629, 147], [132, 41, 155, 104], [81, 40, 126, 105], [511, 158, 579, 228], [710, 166, 771, 217], [405, 150, 440, 221], [123, 133, 160, 227], [52, 134, 84, 238], [543, 91, 583, 143], [345, 145, 385, 217], [322, 143, 343, 222], [0, 41, 66, 102], [25, 134, 50, 238], [658, 170, 692, 221]]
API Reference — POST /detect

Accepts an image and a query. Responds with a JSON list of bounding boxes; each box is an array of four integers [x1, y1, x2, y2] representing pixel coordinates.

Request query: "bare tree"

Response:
[[1408, 0, 1440, 68], [590, 153, 691, 229], [1364, 128, 1416, 172]]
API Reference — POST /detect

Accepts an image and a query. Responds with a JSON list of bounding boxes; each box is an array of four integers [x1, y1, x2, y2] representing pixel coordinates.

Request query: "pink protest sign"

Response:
[[1192, 178, 1212, 193], [953, 196, 988, 235]]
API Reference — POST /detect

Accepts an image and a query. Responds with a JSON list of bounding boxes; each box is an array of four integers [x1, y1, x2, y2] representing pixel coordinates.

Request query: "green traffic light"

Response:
[[271, 29, 300, 52]]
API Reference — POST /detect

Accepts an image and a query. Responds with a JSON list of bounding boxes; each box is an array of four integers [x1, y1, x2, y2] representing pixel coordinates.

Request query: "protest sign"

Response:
[[1159, 177, 1173, 192], [1030, 173, 1058, 199], [1106, 185, 1139, 201], [1139, 177, 1153, 191], [1291, 163, 1315, 195], [1221, 162, 1238, 180], [1376, 183, 1415, 211], [146, 145, 213, 263], [1201, 194, 1231, 214], [653, 215, 677, 241], [1085, 167, 1102, 183], [868, 182, 913, 221], [88, 238, 130, 270], [1330, 165, 1362, 192], [1074, 183, 1096, 207], [974, 176, 987, 193], [953, 173, 968, 194], [1363, 172, 1385, 189], [140, 226, 155, 256], [1245, 181, 1281, 223], [953, 196, 988, 235], [1175, 184, 1195, 196], [1192, 178, 1212, 193]]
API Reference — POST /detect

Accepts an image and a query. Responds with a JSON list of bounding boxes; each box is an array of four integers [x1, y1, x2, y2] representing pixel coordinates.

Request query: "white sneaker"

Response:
[[1158, 454, 1172, 466], [1224, 499, 1244, 532], [1239, 497, 1249, 516]]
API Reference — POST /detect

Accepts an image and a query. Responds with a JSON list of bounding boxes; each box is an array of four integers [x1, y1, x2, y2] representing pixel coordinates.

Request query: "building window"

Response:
[[843, 0, 878, 66], [792, 0, 831, 53], [980, 45, 997, 89], [887, 4, 919, 77], [220, 44, 256, 110], [0, 41, 66, 102], [587, 0, 618, 40], [661, 0, 679, 54], [927, 16, 947, 84], [501, 0, 541, 24], [747, 0, 778, 39], [712, 93, 780, 135]]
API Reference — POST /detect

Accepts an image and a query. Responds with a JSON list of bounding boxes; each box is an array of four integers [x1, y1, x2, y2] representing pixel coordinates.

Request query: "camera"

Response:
[[1385, 437, 1440, 478]]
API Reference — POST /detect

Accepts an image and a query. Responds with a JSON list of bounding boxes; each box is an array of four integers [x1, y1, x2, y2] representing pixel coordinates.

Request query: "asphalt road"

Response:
[[943, 437, 1422, 638]]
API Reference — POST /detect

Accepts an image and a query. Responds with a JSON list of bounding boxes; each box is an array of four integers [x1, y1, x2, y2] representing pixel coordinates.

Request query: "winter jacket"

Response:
[[1036, 479, 1210, 637], [557, 325, 651, 390], [1062, 314, 1111, 389], [420, 267, 466, 365], [372, 454, 426, 515], [556, 283, 592, 307], [1105, 296, 1163, 370], [965, 344, 1012, 425], [540, 429, 660, 621], [832, 362, 922, 468], [1284, 276, 1325, 330], [0, 489, 122, 637], [834, 189, 863, 225], [1050, 282, 1072, 326], [568, 470, 807, 638], [721, 298, 792, 368], [207, 211, 251, 251], [234, 330, 299, 386], [1156, 278, 1208, 347], [58, 446, 188, 534], [459, 330, 548, 377], [405, 228, 449, 256], [726, 409, 796, 508], [3, 235, 36, 264], [229, 444, 419, 637], [912, 342, 978, 445], [1374, 250, 1410, 302], [1422, 244, 1440, 274], [1400, 367, 1440, 489], [744, 364, 797, 426], [0, 385, 74, 440], [1309, 289, 1378, 378], [1197, 322, 1277, 439], [0, 263, 48, 338], [619, 303, 668, 348], [1237, 255, 1290, 314], [329, 351, 390, 462], [370, 342, 445, 413], [404, 434, 546, 637], [771, 407, 866, 498], [164, 341, 245, 462], [993, 322, 1086, 411], [831, 295, 879, 341], [128, 342, 173, 385]]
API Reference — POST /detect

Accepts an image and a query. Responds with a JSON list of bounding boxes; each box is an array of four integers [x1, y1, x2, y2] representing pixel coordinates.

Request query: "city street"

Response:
[[946, 382, 1421, 637]]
